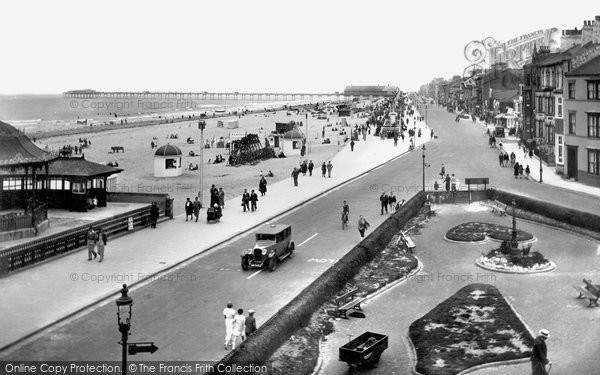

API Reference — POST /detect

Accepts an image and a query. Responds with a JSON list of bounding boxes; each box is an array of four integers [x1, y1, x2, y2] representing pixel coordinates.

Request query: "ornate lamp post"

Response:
[[510, 199, 518, 248], [538, 142, 543, 183], [116, 284, 133, 375], [198, 121, 206, 205], [422, 144, 430, 192]]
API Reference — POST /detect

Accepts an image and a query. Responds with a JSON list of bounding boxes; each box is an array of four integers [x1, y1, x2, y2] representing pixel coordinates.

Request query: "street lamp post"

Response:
[[422, 144, 429, 192], [116, 284, 133, 375], [538, 144, 543, 183], [198, 121, 206, 205]]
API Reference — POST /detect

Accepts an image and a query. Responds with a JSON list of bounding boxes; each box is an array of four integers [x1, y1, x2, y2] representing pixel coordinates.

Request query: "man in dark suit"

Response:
[[531, 329, 551, 375], [150, 202, 159, 228], [380, 193, 388, 215], [184, 198, 193, 221], [250, 190, 259, 212], [241, 189, 250, 212]]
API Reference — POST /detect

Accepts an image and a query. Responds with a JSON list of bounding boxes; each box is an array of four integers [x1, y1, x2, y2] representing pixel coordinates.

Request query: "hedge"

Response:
[[488, 189, 600, 233], [206, 191, 427, 374]]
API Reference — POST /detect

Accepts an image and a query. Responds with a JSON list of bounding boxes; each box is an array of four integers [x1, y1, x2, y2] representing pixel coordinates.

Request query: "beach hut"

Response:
[[227, 120, 239, 129], [154, 144, 182, 177], [282, 129, 305, 155]]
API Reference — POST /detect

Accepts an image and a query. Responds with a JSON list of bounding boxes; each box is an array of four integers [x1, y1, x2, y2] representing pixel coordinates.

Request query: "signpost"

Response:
[[128, 342, 159, 355], [464, 177, 489, 204]]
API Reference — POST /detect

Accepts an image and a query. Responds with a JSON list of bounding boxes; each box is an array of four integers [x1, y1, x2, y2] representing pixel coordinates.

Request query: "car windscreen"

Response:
[[256, 233, 276, 241]]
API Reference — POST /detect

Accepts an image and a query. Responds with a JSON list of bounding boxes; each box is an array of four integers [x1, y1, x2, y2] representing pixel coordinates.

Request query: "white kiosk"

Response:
[[154, 144, 183, 177]]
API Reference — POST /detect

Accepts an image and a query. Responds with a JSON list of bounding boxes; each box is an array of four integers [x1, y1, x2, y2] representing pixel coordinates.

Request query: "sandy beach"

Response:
[[37, 109, 369, 214]]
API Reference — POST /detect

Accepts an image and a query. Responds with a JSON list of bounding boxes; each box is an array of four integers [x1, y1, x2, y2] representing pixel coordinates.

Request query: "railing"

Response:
[[0, 204, 48, 232], [0, 205, 155, 276], [426, 190, 488, 204]]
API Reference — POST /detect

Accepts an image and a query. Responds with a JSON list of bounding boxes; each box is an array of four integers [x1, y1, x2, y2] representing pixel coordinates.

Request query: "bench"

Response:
[[335, 289, 366, 319], [396, 232, 416, 253], [573, 279, 600, 307]]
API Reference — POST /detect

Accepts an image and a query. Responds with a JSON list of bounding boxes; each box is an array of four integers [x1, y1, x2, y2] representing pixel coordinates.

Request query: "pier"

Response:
[[62, 90, 363, 101]]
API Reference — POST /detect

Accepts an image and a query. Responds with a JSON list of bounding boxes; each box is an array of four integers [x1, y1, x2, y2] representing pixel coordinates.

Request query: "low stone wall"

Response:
[[488, 189, 600, 233], [206, 191, 427, 375], [106, 192, 170, 215]]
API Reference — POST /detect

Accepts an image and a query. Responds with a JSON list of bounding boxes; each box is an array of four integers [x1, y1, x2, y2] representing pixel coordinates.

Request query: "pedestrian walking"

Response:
[[223, 302, 236, 350], [430, 129, 434, 139], [241, 189, 250, 212], [291, 167, 300, 186], [321, 162, 326, 177], [185, 198, 193, 221], [444, 174, 451, 192], [451, 174, 458, 191], [219, 187, 225, 209], [525, 165, 531, 178], [389, 193, 397, 212], [96, 228, 107, 262], [308, 160, 314, 176], [350, 140, 355, 151], [530, 329, 551, 375], [210, 184, 219, 207], [245, 309, 257, 339], [529, 148, 534, 158], [259, 177, 267, 196], [503, 152, 509, 167], [250, 190, 258, 211], [440, 163, 446, 178], [513, 162, 520, 179], [327, 161, 333, 178], [86, 227, 97, 261], [380, 193, 389, 214], [193, 197, 201, 222], [519, 164, 524, 178], [150, 202, 159, 228], [231, 309, 246, 350], [357, 215, 370, 239], [393, 134, 398, 146]]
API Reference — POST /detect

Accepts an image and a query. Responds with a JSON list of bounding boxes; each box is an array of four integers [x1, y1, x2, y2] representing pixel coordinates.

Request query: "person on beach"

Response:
[[185, 198, 193, 221], [223, 302, 236, 350], [321, 162, 327, 178], [193, 197, 201, 222], [86, 227, 97, 261], [308, 160, 314, 176], [96, 228, 107, 263], [327, 161, 333, 178], [357, 215, 370, 239], [259, 177, 267, 196], [150, 202, 159, 228]]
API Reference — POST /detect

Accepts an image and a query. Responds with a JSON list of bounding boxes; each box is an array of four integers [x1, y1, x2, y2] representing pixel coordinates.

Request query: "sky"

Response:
[[0, 0, 597, 94]]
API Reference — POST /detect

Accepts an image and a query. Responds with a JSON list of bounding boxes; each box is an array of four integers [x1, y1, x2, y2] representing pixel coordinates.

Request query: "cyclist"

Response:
[[341, 201, 350, 228]]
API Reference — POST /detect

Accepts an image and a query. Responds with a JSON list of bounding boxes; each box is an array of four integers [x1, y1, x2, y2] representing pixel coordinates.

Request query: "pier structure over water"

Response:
[[63, 90, 354, 102]]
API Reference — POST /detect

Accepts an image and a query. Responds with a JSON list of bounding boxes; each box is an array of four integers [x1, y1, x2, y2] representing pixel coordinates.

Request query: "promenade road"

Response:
[[2, 106, 599, 365]]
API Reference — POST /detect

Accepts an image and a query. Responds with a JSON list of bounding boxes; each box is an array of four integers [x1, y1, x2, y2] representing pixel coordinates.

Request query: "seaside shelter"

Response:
[[282, 129, 305, 156], [44, 156, 123, 212], [0, 120, 58, 239], [154, 144, 183, 178]]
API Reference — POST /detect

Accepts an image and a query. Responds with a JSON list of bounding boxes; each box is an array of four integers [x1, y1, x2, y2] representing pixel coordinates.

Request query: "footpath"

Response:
[[0, 111, 431, 352], [482, 123, 600, 197]]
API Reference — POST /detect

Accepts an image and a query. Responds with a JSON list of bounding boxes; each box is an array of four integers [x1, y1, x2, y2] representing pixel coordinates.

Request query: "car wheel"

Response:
[[288, 242, 295, 256], [268, 257, 277, 272], [241, 257, 249, 271]]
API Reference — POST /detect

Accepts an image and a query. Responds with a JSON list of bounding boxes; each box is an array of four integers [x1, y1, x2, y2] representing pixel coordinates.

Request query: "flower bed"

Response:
[[409, 284, 534, 375], [476, 248, 555, 273], [446, 222, 533, 242]]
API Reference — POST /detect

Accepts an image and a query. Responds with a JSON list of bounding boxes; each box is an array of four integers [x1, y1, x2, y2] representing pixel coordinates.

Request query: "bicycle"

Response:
[[342, 212, 349, 230]]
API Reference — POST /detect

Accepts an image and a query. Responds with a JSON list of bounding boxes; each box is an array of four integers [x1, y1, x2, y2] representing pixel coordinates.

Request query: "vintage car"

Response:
[[241, 224, 295, 271]]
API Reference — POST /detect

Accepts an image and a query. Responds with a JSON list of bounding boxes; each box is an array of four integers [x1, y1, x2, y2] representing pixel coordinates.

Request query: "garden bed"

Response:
[[267, 207, 428, 374], [409, 283, 533, 375], [476, 247, 555, 273], [446, 222, 534, 242]]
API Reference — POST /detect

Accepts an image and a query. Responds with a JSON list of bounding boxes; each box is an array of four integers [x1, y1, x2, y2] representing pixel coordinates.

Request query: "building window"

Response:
[[557, 97, 563, 118], [165, 158, 178, 169], [588, 113, 600, 137], [64, 180, 71, 190], [568, 82, 576, 99], [568, 112, 576, 134], [49, 178, 63, 190], [72, 182, 85, 194], [589, 149, 600, 175], [2, 177, 22, 190], [557, 135, 564, 164], [24, 177, 33, 190], [587, 81, 600, 100]]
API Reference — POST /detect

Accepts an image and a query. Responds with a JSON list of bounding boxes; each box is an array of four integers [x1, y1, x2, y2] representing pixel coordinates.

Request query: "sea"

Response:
[[0, 94, 313, 134]]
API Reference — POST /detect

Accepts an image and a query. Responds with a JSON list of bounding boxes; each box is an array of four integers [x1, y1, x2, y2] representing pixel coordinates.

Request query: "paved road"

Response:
[[4, 106, 599, 363]]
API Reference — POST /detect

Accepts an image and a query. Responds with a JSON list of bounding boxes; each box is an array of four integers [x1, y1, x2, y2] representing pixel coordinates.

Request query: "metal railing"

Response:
[[0, 204, 47, 232], [0, 205, 156, 275]]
